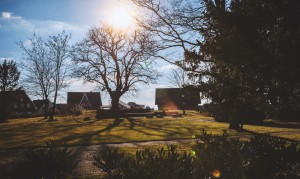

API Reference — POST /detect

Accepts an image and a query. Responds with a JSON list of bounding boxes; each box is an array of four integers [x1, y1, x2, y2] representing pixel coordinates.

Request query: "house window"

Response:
[[27, 103, 31, 108], [14, 103, 18, 109]]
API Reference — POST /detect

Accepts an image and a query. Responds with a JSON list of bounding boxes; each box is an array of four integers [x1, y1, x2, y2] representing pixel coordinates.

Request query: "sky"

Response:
[[0, 0, 178, 107]]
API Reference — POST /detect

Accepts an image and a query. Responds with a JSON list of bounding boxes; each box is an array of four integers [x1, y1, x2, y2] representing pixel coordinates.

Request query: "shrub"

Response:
[[121, 146, 195, 179], [10, 141, 78, 179], [93, 130, 300, 179], [194, 131, 299, 178], [193, 130, 249, 178], [245, 134, 300, 178], [83, 116, 91, 121], [93, 145, 194, 179], [71, 106, 83, 116], [93, 146, 125, 178]]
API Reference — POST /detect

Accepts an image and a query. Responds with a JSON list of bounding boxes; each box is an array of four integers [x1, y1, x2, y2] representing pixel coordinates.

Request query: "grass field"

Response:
[[0, 110, 299, 149]]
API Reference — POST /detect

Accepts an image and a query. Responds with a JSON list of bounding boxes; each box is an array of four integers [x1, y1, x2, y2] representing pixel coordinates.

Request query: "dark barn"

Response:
[[0, 90, 36, 117], [67, 92, 102, 110], [155, 88, 200, 110]]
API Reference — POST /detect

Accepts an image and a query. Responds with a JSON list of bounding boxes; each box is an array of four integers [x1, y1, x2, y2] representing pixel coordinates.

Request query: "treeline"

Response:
[[0, 25, 159, 121]]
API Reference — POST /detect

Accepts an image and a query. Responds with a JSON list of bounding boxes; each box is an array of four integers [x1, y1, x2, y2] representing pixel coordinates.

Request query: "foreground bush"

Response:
[[10, 142, 78, 179], [194, 130, 300, 179], [93, 145, 194, 179], [93, 130, 300, 179]]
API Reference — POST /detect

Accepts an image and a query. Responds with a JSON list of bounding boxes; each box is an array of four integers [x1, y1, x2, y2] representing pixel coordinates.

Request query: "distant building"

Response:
[[55, 103, 69, 114], [33, 99, 53, 114], [128, 102, 145, 109], [155, 88, 200, 110], [67, 92, 102, 109], [0, 90, 36, 117], [118, 100, 131, 109], [101, 100, 132, 110]]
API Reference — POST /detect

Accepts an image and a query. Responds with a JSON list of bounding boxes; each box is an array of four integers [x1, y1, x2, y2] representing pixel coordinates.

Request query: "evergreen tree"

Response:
[[133, 0, 300, 128], [0, 59, 20, 121], [194, 0, 300, 128]]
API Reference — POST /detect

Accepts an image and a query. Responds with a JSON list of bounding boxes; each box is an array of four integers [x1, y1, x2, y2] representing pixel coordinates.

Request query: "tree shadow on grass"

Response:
[[37, 117, 48, 122], [45, 119, 98, 134], [240, 128, 299, 142], [54, 117, 190, 146], [127, 117, 135, 129], [258, 120, 300, 129], [43, 116, 205, 148], [99, 118, 124, 133]]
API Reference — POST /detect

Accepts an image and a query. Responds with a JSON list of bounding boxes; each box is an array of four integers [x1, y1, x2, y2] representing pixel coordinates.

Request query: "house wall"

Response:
[[0, 90, 36, 117], [35, 103, 54, 114], [155, 88, 201, 110]]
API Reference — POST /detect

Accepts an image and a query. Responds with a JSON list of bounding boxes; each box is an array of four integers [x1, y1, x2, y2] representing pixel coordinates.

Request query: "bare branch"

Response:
[[71, 24, 159, 110]]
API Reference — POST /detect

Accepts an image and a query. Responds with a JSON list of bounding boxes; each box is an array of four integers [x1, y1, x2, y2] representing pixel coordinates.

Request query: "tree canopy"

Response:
[[19, 32, 71, 120], [132, 0, 300, 128], [0, 59, 20, 92], [0, 59, 20, 121], [71, 25, 159, 110]]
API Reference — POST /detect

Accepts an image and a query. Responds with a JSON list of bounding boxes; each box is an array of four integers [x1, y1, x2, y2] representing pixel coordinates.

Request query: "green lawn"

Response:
[[0, 110, 299, 149]]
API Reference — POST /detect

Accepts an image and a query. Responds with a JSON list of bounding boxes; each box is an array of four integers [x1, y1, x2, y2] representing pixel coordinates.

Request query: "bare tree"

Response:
[[71, 25, 159, 110], [19, 34, 54, 118], [167, 67, 188, 88], [19, 32, 71, 120], [131, 0, 204, 64], [47, 32, 71, 121]]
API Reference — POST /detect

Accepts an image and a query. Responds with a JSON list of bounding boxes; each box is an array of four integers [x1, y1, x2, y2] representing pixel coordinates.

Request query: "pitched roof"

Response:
[[67, 92, 102, 109], [0, 90, 36, 111], [32, 99, 51, 110], [155, 88, 200, 110]]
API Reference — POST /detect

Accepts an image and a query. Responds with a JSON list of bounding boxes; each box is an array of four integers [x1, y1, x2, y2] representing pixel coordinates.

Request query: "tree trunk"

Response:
[[48, 91, 58, 121], [280, 89, 291, 121], [229, 120, 240, 130], [0, 91, 8, 122], [229, 113, 243, 131], [111, 95, 120, 112], [43, 98, 49, 119]]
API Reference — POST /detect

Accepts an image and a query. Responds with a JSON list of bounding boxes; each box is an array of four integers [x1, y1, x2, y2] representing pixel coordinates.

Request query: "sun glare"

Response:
[[111, 6, 132, 28], [103, 2, 136, 31]]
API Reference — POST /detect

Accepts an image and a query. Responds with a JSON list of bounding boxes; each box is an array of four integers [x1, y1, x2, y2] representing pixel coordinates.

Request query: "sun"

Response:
[[110, 6, 132, 29], [103, 2, 136, 31]]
